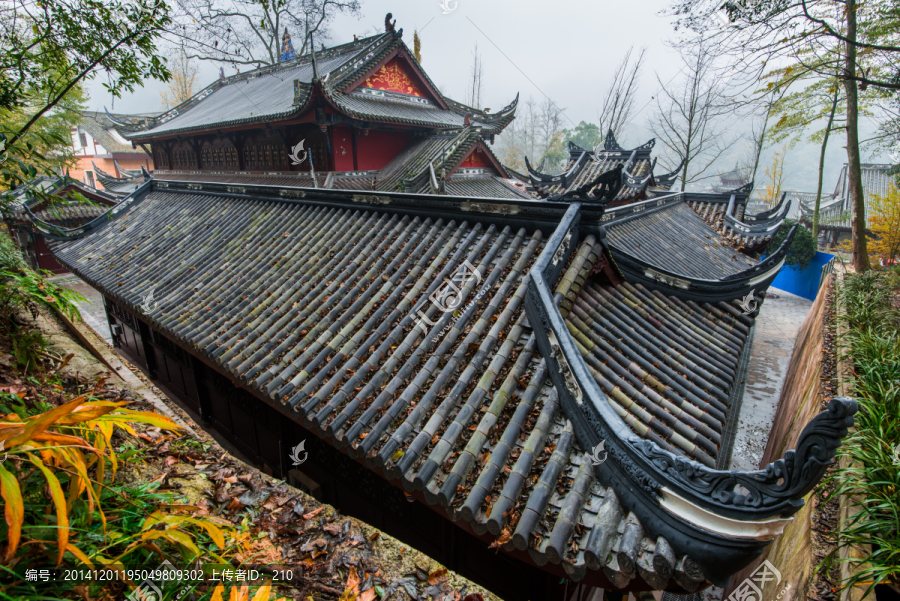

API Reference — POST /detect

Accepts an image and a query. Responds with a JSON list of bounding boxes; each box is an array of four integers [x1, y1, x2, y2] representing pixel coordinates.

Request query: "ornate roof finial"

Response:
[[463, 113, 472, 127], [385, 13, 396, 33], [310, 33, 320, 81], [604, 129, 623, 152], [219, 66, 225, 80], [281, 29, 296, 62]]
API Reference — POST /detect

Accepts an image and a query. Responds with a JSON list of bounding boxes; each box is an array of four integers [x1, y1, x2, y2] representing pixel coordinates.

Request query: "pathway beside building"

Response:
[[52, 274, 113, 344], [729, 287, 815, 471]]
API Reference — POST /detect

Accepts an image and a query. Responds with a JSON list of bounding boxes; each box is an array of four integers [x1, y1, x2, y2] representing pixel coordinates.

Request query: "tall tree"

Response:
[[867, 183, 900, 263], [497, 96, 567, 173], [649, 37, 734, 191], [562, 121, 603, 151], [598, 46, 647, 141], [160, 50, 199, 109], [761, 146, 788, 208], [842, 3, 871, 270], [173, 0, 360, 68], [668, 0, 900, 271], [0, 81, 86, 182]]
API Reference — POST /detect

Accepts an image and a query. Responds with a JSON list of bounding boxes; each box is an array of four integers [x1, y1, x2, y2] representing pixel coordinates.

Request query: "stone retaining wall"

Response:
[[724, 275, 833, 601]]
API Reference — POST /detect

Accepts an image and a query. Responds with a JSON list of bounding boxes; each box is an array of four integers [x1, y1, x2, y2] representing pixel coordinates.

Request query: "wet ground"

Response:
[[729, 287, 814, 471], [51, 274, 113, 344]]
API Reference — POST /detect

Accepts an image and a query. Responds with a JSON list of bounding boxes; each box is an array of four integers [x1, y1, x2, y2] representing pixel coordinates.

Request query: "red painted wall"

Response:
[[360, 58, 428, 98], [458, 147, 494, 169], [356, 130, 412, 171], [331, 126, 355, 171]]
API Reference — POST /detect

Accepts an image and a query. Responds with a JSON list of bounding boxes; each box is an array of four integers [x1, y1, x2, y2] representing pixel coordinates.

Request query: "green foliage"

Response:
[[0, 229, 27, 271], [771, 219, 816, 271], [10, 329, 49, 373], [820, 271, 900, 594], [0, 0, 171, 209], [838, 269, 899, 332], [0, 0, 171, 114], [0, 81, 86, 190], [0, 232, 85, 348], [563, 121, 603, 151], [0, 266, 86, 322]]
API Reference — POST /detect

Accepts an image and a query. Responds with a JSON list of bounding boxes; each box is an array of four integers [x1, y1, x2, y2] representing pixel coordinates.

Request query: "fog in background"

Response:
[[86, 0, 893, 193]]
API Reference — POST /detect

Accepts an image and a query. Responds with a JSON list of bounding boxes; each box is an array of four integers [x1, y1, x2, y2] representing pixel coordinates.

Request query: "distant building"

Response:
[[799, 163, 894, 246], [70, 111, 154, 191], [714, 163, 749, 193]]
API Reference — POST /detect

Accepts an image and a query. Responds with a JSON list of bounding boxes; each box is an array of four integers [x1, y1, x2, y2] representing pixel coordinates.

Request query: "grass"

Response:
[[820, 266, 900, 595]]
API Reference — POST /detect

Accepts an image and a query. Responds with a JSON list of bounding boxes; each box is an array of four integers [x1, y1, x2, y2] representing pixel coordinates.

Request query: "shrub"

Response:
[[770, 219, 817, 271], [820, 271, 900, 594]]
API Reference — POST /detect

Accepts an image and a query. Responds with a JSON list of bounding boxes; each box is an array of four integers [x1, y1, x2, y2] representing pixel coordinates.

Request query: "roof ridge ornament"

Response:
[[281, 28, 296, 62], [604, 129, 623, 152], [548, 164, 623, 203], [103, 107, 139, 127]]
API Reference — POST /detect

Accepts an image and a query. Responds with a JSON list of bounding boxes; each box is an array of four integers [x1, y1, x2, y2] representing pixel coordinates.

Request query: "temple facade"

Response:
[[109, 24, 532, 199]]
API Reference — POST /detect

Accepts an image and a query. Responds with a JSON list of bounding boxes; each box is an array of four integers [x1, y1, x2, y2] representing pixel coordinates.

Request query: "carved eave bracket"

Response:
[[547, 165, 623, 204]]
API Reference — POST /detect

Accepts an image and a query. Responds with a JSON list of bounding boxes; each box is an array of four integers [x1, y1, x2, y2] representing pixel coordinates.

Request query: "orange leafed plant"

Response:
[[867, 183, 900, 265], [0, 389, 183, 564], [210, 580, 289, 601]]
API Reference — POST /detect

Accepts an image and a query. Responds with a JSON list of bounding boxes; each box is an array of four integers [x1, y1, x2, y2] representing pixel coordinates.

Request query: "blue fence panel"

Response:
[[769, 251, 836, 301]]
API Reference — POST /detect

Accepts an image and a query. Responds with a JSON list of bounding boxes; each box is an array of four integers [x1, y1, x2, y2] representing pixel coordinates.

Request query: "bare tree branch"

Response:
[[171, 0, 361, 68], [648, 36, 736, 191], [598, 46, 647, 141]]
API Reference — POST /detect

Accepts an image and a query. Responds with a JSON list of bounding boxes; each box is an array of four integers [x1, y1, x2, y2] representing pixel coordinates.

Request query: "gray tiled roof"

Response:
[[138, 53, 356, 137], [688, 199, 780, 251], [80, 111, 152, 154], [606, 202, 757, 279], [568, 276, 752, 468], [443, 176, 533, 199], [49, 189, 718, 591], [7, 175, 118, 209], [122, 32, 515, 140], [34, 204, 109, 222], [333, 91, 486, 129]]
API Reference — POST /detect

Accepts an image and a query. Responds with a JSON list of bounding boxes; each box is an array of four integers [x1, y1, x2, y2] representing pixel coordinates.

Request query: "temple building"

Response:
[[34, 15, 857, 601], [69, 111, 155, 190], [5, 175, 118, 273], [108, 25, 530, 199]]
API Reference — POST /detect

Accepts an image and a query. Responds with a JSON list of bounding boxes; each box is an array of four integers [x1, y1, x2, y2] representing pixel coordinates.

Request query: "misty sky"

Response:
[[86, 0, 892, 190]]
